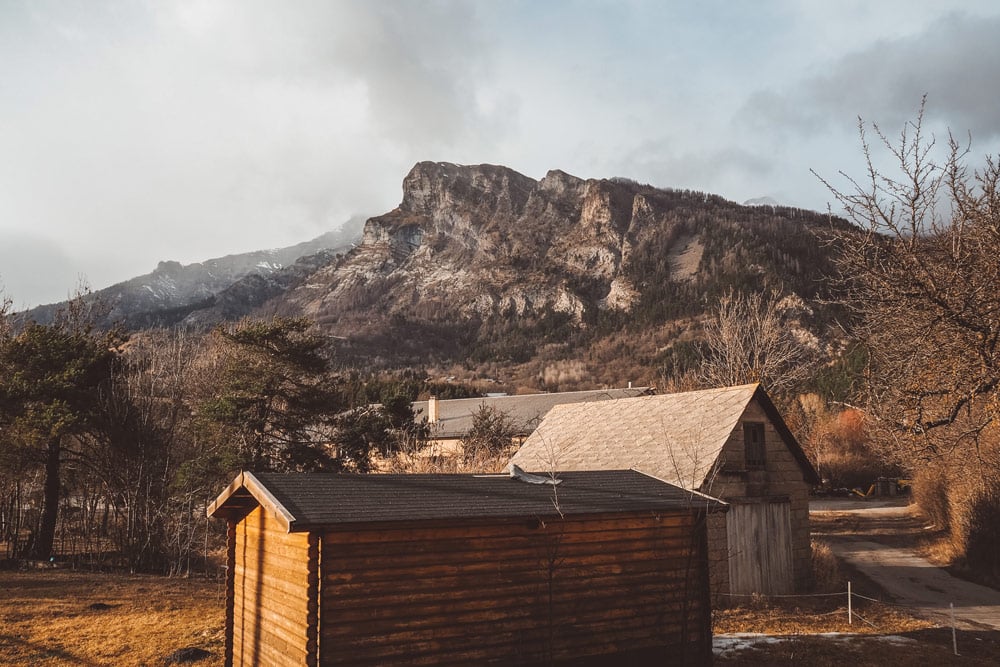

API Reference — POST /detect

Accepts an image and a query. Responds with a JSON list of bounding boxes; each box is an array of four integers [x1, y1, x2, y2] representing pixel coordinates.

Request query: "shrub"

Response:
[[810, 539, 843, 593], [461, 405, 520, 462], [963, 488, 1000, 581], [912, 468, 951, 531]]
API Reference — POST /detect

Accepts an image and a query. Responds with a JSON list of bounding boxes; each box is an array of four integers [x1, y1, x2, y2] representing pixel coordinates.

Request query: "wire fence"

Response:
[[719, 581, 963, 656]]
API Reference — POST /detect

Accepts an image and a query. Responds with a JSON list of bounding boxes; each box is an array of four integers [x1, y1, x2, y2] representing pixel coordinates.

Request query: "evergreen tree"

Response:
[[0, 310, 122, 560], [197, 317, 344, 472]]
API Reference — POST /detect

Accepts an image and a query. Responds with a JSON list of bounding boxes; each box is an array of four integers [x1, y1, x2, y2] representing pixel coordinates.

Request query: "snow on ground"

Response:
[[713, 632, 917, 657]]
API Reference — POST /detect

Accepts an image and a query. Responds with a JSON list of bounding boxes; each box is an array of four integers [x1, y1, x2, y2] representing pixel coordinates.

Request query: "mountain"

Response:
[[21, 217, 365, 328], [254, 162, 852, 386], [21, 163, 853, 389]]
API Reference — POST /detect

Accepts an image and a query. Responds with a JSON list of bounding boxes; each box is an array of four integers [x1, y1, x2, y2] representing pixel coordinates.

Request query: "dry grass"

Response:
[[715, 540, 930, 637], [810, 539, 842, 592], [0, 570, 224, 666], [713, 529, 1000, 665], [711, 564, 1000, 665], [714, 596, 932, 636], [5, 534, 998, 666]]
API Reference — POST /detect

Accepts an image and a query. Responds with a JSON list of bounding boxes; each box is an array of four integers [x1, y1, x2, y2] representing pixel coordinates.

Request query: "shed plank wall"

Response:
[[725, 499, 794, 595], [232, 505, 315, 667], [319, 513, 711, 666]]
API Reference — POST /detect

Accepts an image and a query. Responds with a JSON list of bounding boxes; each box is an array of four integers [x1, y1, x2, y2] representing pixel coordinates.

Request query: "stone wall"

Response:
[[702, 398, 813, 594]]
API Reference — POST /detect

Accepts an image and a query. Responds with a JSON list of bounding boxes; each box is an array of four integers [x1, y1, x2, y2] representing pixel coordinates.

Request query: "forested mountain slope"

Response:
[[256, 162, 854, 387], [23, 162, 853, 389]]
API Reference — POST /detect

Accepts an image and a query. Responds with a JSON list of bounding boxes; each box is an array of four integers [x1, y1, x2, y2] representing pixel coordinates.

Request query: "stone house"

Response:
[[509, 383, 820, 595]]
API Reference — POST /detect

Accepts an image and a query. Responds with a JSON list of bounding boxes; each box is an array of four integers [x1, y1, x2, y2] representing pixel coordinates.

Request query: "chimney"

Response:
[[428, 395, 439, 423]]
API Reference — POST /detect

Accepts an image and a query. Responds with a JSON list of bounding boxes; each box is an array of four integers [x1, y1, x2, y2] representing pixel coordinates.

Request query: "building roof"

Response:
[[208, 469, 724, 532], [509, 383, 819, 489], [412, 386, 654, 439]]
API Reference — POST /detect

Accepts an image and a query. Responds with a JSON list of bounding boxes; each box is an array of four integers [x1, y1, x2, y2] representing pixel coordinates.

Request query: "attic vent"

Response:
[[508, 463, 561, 486]]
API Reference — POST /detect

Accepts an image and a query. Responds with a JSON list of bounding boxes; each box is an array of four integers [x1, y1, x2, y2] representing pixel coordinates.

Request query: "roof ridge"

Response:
[[415, 386, 651, 404]]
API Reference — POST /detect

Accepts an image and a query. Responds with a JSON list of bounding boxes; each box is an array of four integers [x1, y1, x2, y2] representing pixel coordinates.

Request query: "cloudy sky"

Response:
[[2, 1, 999, 308]]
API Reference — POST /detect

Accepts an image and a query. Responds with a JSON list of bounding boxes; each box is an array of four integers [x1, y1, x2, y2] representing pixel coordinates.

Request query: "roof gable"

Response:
[[208, 469, 723, 532], [510, 384, 819, 488]]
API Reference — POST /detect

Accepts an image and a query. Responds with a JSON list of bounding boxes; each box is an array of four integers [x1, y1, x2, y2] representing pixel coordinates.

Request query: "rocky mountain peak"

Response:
[[154, 260, 184, 275], [539, 169, 585, 195], [399, 161, 536, 219], [32, 160, 850, 389]]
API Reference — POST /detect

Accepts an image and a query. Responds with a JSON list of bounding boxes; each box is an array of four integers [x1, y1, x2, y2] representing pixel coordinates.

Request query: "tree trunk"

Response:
[[31, 437, 61, 560]]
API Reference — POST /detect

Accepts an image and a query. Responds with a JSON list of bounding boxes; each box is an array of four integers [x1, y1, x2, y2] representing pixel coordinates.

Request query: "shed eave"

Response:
[[634, 469, 730, 513], [206, 471, 299, 532]]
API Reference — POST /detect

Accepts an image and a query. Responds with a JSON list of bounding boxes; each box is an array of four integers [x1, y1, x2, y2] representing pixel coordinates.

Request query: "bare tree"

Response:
[[819, 100, 1000, 577], [817, 101, 1000, 460], [698, 289, 812, 396], [0, 289, 11, 339]]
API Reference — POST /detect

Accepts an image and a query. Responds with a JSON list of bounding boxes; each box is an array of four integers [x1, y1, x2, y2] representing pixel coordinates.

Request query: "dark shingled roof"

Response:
[[209, 470, 725, 532]]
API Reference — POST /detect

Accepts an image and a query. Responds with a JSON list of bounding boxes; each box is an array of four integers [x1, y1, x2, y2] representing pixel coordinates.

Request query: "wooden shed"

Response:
[[208, 469, 725, 666], [509, 383, 821, 596]]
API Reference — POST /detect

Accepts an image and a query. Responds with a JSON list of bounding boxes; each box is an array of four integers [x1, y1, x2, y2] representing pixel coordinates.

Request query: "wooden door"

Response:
[[726, 499, 793, 595]]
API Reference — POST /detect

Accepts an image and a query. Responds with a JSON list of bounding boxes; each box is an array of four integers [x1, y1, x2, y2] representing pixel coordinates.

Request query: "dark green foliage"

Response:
[[0, 321, 120, 438], [813, 344, 868, 403], [0, 314, 123, 560], [468, 312, 577, 364], [380, 391, 416, 429], [197, 317, 343, 472], [329, 408, 387, 472], [461, 405, 518, 462], [655, 339, 705, 379], [331, 393, 429, 468], [336, 373, 481, 408]]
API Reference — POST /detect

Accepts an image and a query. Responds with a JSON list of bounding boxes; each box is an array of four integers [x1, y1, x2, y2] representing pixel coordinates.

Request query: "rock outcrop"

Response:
[[23, 161, 851, 379], [267, 162, 845, 343]]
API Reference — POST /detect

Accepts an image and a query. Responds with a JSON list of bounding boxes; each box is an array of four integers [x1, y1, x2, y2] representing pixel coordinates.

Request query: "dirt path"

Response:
[[811, 499, 1000, 631]]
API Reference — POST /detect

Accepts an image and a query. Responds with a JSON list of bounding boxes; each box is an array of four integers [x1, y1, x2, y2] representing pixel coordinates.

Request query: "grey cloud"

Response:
[[609, 140, 778, 200], [0, 1, 502, 306], [178, 0, 492, 152], [743, 12, 1000, 141]]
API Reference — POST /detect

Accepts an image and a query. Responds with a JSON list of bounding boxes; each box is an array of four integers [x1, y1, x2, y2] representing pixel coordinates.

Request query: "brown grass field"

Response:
[[0, 570, 224, 666]]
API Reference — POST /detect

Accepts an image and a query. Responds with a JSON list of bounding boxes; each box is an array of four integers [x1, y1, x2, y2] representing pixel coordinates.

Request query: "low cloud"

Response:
[[0, 234, 83, 309]]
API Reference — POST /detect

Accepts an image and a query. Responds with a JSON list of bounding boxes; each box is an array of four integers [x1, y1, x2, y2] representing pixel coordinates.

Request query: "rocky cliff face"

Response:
[[268, 165, 590, 323], [257, 162, 849, 376], [25, 161, 849, 386]]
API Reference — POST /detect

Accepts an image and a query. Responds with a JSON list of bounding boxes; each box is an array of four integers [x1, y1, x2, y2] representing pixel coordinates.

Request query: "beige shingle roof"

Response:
[[509, 383, 760, 490]]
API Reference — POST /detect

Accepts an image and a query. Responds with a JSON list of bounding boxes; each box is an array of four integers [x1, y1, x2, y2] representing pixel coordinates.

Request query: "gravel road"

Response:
[[811, 500, 1000, 630]]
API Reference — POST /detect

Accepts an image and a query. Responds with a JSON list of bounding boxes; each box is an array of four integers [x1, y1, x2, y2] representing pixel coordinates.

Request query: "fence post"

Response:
[[848, 581, 852, 625], [951, 603, 959, 656]]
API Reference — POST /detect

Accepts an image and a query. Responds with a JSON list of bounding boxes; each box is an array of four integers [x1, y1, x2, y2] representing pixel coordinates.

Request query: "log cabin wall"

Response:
[[232, 505, 317, 667], [317, 511, 712, 667]]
